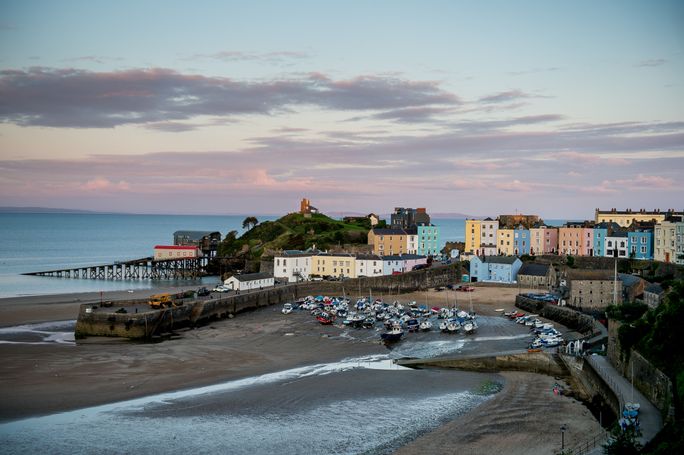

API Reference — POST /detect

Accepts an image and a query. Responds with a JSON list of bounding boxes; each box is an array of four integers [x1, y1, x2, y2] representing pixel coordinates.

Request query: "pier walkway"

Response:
[[24, 256, 209, 280], [586, 354, 663, 446]]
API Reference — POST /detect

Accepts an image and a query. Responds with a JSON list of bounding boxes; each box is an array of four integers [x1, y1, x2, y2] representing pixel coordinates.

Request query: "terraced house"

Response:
[[367, 228, 408, 256]]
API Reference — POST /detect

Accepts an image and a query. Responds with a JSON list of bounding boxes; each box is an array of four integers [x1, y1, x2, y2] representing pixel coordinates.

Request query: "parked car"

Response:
[[197, 287, 210, 297], [456, 285, 475, 292], [212, 285, 230, 293]]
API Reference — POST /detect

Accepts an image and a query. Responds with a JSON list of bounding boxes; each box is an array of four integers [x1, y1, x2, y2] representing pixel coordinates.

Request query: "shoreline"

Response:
[[0, 286, 602, 453]]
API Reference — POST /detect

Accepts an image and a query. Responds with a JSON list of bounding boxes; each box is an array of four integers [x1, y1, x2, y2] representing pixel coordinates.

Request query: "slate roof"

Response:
[[372, 228, 407, 235], [566, 269, 615, 281], [644, 283, 664, 295], [518, 263, 551, 277], [480, 256, 520, 265], [381, 254, 427, 260]]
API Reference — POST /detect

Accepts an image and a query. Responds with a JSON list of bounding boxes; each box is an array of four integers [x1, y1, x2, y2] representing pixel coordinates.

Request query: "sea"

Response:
[[0, 213, 473, 299]]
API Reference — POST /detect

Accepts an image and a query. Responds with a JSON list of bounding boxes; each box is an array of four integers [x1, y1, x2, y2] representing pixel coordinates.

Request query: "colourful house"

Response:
[[469, 256, 522, 283], [529, 225, 558, 255], [368, 228, 408, 256], [497, 228, 515, 255], [417, 225, 440, 256], [513, 226, 530, 255], [628, 228, 653, 260], [559, 222, 593, 256]]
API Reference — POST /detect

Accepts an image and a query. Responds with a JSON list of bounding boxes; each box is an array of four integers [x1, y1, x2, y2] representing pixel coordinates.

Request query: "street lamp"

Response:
[[560, 424, 568, 450]]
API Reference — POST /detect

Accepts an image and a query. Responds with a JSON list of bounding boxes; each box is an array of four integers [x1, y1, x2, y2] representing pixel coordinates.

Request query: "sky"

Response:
[[0, 0, 683, 218]]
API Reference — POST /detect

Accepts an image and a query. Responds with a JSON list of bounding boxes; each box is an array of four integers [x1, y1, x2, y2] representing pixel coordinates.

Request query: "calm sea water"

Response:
[[0, 213, 278, 298], [0, 213, 565, 298]]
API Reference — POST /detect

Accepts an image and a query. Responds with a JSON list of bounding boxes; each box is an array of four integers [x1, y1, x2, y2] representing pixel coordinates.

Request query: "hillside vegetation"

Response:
[[217, 213, 370, 260]]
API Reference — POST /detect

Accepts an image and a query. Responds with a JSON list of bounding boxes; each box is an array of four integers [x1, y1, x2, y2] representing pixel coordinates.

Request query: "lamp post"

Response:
[[560, 424, 568, 450]]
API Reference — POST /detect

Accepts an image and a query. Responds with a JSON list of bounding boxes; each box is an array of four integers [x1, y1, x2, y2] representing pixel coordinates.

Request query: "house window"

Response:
[[641, 246, 646, 253]]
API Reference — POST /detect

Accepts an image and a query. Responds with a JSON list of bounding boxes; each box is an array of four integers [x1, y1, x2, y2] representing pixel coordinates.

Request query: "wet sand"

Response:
[[0, 285, 601, 453]]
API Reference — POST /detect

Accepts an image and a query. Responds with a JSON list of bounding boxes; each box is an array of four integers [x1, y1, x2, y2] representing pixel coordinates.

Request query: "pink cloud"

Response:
[[81, 178, 130, 191], [555, 151, 630, 166]]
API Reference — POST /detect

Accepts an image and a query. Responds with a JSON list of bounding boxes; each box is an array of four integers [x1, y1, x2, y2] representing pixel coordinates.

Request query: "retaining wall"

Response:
[[607, 320, 674, 421], [515, 295, 605, 339]]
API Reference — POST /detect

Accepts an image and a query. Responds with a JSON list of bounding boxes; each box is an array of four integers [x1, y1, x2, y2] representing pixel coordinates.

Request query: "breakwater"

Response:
[[75, 264, 461, 339], [397, 350, 567, 376]]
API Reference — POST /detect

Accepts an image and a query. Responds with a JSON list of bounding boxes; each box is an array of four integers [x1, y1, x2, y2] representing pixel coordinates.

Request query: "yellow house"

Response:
[[368, 228, 408, 256], [595, 208, 681, 228], [465, 219, 481, 255], [497, 228, 515, 255], [312, 253, 357, 278]]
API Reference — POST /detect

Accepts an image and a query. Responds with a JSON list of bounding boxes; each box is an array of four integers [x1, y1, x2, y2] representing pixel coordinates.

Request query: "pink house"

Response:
[[558, 223, 594, 256], [530, 226, 558, 255]]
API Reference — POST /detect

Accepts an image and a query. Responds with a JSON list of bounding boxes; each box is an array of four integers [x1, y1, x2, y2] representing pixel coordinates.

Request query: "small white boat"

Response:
[[419, 320, 432, 331], [463, 321, 477, 334], [447, 321, 460, 333], [281, 303, 293, 315]]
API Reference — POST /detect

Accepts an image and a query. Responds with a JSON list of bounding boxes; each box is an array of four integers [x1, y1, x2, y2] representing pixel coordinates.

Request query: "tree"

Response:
[[242, 216, 259, 230], [603, 426, 642, 454]]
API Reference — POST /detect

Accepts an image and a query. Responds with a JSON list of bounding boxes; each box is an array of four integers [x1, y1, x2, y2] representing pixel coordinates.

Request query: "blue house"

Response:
[[513, 225, 530, 255], [469, 256, 523, 283], [628, 229, 653, 260], [594, 222, 620, 257], [417, 224, 440, 257]]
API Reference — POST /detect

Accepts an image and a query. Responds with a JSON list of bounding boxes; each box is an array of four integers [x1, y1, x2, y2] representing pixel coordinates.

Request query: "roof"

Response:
[[315, 252, 355, 257], [372, 228, 407, 235], [644, 283, 664, 295], [618, 273, 643, 288], [173, 230, 220, 240], [356, 254, 382, 260], [518, 263, 551, 277], [154, 245, 200, 250], [566, 269, 615, 281], [480, 256, 520, 265], [230, 272, 273, 282], [381, 254, 427, 260]]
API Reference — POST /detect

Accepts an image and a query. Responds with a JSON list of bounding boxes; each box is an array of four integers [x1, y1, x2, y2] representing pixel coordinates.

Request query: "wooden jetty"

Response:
[[23, 256, 209, 280]]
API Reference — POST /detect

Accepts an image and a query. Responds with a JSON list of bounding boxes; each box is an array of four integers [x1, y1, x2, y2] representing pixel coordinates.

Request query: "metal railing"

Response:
[[555, 430, 610, 455]]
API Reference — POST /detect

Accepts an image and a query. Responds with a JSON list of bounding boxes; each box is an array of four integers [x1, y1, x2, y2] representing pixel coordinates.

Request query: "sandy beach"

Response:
[[0, 285, 602, 453]]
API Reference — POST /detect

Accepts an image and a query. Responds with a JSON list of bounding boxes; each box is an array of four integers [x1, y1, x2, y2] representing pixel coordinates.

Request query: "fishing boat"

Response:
[[439, 320, 449, 332], [362, 317, 376, 329], [463, 320, 477, 334], [406, 318, 420, 332], [316, 312, 335, 325], [380, 326, 404, 343], [281, 303, 293, 315], [447, 320, 460, 333], [419, 319, 432, 331]]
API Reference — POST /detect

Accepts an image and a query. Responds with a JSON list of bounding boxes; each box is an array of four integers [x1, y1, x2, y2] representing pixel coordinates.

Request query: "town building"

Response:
[[654, 217, 684, 264], [417, 224, 440, 256], [390, 207, 430, 229], [368, 213, 380, 227], [529, 224, 558, 255], [497, 214, 540, 229], [312, 252, 357, 279], [153, 245, 202, 260], [355, 254, 384, 277], [627, 227, 654, 260], [368, 228, 408, 256], [173, 231, 221, 257], [465, 218, 498, 256], [469, 256, 522, 283], [618, 273, 645, 303], [406, 227, 418, 254], [497, 228, 515, 255], [643, 283, 665, 308], [273, 250, 314, 283], [558, 222, 594, 256], [605, 230, 629, 258], [595, 208, 683, 228], [224, 272, 274, 291], [513, 225, 530, 256], [592, 222, 620, 257], [566, 269, 622, 309], [517, 263, 556, 288]]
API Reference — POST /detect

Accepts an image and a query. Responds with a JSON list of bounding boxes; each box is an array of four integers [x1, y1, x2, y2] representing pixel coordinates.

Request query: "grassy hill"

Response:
[[217, 213, 371, 260]]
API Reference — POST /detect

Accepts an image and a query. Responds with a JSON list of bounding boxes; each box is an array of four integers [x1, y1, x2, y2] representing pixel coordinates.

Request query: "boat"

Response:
[[380, 326, 404, 343], [419, 319, 432, 331], [463, 320, 477, 334], [439, 320, 449, 332], [447, 320, 460, 333], [362, 317, 376, 329], [281, 303, 293, 315], [316, 312, 335, 325], [406, 319, 420, 332]]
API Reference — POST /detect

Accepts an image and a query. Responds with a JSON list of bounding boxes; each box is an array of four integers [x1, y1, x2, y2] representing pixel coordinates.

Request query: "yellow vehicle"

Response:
[[149, 293, 172, 309]]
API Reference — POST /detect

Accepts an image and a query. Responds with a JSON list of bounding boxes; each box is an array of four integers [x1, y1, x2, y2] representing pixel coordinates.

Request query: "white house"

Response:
[[274, 250, 313, 283], [224, 272, 274, 291], [605, 233, 629, 258], [406, 229, 418, 254], [355, 254, 384, 277]]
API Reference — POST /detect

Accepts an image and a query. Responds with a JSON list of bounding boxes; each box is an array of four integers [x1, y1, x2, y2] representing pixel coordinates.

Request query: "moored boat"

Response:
[[380, 326, 404, 343]]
